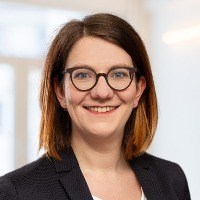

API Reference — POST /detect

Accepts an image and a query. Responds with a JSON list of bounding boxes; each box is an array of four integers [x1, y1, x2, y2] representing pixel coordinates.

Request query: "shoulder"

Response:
[[0, 155, 54, 199], [132, 153, 188, 181], [131, 153, 191, 199], [0, 176, 18, 199], [0, 155, 53, 181], [134, 153, 186, 174]]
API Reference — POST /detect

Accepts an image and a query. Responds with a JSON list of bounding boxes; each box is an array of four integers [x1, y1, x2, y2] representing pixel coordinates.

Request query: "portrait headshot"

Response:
[[0, 0, 199, 199]]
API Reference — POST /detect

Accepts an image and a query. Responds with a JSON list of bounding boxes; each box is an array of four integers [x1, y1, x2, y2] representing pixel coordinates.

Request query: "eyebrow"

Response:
[[67, 64, 134, 70]]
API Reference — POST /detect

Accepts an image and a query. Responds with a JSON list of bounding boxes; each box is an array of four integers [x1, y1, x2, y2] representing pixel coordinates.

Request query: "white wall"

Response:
[[145, 0, 200, 199]]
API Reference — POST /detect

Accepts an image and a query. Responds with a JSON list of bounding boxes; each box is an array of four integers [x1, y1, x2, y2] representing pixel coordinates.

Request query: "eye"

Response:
[[114, 72, 127, 78], [109, 69, 129, 79], [72, 68, 95, 80], [74, 72, 90, 79]]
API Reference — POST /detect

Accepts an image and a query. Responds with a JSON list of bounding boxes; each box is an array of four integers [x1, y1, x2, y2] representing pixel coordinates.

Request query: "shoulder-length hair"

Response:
[[39, 13, 158, 160]]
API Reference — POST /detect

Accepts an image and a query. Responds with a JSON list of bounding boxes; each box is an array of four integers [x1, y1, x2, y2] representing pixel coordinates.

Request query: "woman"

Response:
[[0, 13, 190, 200]]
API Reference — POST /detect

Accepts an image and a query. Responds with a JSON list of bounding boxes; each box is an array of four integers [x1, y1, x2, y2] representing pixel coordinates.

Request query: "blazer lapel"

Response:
[[53, 149, 166, 200], [53, 149, 93, 200], [130, 154, 165, 200]]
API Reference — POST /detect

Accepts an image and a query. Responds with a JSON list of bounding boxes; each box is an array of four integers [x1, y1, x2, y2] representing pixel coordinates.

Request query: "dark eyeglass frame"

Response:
[[61, 66, 138, 91]]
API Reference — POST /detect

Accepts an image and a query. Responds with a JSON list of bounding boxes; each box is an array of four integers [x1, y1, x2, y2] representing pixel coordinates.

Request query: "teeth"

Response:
[[87, 106, 116, 113]]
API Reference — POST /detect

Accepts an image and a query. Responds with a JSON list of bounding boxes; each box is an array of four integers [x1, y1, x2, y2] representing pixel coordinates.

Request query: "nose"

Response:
[[90, 76, 114, 99]]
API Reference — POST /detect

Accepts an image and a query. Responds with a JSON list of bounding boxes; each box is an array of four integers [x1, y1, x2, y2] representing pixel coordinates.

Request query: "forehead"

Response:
[[66, 36, 133, 70]]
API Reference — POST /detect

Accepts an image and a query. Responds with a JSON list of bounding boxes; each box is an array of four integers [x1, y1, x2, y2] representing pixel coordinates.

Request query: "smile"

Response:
[[85, 106, 118, 113]]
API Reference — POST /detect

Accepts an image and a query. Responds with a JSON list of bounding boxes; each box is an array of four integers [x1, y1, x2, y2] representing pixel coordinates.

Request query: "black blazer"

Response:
[[0, 149, 191, 200]]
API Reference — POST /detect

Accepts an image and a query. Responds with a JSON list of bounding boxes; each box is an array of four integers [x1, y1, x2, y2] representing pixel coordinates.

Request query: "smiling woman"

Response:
[[54, 36, 145, 152], [0, 13, 191, 200]]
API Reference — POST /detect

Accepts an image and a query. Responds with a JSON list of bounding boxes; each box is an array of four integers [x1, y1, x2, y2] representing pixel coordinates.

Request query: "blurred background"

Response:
[[0, 0, 199, 198]]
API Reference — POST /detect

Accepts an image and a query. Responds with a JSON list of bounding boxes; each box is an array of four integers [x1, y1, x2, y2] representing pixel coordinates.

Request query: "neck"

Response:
[[71, 130, 128, 172]]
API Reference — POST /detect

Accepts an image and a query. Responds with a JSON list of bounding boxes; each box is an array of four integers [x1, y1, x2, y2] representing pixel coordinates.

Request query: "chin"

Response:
[[86, 126, 122, 139]]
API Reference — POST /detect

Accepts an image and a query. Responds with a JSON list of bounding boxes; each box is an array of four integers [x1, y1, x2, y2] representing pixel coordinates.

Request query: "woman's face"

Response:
[[55, 36, 146, 141]]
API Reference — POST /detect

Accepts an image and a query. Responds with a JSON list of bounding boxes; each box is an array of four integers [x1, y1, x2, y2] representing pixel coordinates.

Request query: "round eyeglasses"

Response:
[[61, 66, 138, 91]]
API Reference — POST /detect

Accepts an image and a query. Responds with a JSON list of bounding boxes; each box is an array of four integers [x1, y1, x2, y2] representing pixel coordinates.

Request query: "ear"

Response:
[[54, 78, 66, 109], [133, 76, 146, 108]]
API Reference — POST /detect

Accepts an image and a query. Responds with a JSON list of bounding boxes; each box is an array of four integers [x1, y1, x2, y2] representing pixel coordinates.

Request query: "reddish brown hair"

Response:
[[39, 13, 158, 160]]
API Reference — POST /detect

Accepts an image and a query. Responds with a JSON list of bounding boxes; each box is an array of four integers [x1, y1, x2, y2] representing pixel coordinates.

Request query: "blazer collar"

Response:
[[52, 148, 93, 200], [53, 148, 78, 172], [52, 149, 165, 200], [130, 154, 165, 199]]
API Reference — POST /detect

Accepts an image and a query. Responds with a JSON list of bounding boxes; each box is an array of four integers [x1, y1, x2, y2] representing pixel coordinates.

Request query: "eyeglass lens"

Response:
[[70, 67, 134, 91]]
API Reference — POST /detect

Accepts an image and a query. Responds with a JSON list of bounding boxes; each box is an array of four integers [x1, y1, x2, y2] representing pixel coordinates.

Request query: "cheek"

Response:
[[118, 85, 137, 104], [64, 84, 86, 107]]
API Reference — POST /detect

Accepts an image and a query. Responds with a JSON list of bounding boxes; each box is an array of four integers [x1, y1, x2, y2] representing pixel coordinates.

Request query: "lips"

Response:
[[84, 106, 118, 113]]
